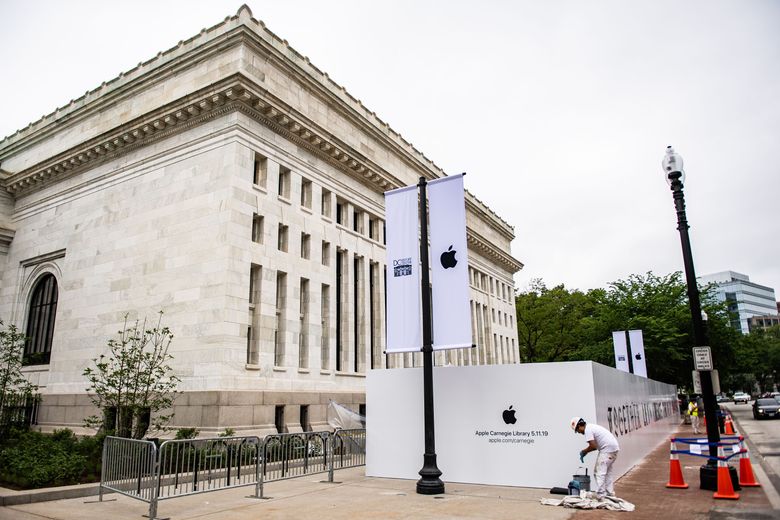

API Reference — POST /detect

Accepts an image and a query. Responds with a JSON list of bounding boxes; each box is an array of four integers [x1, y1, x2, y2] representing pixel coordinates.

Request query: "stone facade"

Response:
[[0, 6, 522, 436]]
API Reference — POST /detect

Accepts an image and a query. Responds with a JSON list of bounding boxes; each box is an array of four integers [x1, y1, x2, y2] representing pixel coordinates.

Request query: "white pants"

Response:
[[691, 415, 700, 433], [594, 451, 618, 497]]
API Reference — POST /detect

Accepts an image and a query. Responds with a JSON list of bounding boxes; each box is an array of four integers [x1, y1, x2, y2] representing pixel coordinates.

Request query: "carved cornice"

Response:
[[1, 75, 403, 196], [467, 232, 523, 274]]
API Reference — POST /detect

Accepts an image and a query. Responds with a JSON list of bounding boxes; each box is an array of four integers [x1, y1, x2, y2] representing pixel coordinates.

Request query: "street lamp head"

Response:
[[662, 145, 685, 186]]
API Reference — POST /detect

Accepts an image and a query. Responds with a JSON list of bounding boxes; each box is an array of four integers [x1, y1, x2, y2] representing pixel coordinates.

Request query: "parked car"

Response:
[[753, 398, 780, 419], [716, 395, 731, 403], [733, 392, 751, 404]]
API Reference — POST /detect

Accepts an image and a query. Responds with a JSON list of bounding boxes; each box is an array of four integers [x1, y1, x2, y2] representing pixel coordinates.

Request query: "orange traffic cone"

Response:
[[666, 439, 688, 489], [724, 415, 736, 435], [713, 446, 740, 500], [738, 437, 760, 487]]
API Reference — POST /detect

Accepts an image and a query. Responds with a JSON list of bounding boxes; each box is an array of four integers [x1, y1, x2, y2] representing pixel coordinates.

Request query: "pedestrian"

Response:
[[570, 417, 620, 500], [688, 397, 700, 434]]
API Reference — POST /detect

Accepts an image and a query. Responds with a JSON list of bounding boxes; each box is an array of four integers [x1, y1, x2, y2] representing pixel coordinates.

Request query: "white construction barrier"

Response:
[[366, 361, 678, 488]]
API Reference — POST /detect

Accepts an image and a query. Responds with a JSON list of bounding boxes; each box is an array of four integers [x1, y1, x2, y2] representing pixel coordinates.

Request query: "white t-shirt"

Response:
[[584, 423, 619, 453]]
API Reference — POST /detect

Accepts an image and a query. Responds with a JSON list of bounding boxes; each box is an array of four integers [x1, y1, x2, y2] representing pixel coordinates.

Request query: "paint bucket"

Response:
[[572, 467, 590, 491]]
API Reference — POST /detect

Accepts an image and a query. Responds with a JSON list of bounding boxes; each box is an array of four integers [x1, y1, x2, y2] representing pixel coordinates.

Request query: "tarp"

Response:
[[326, 401, 365, 430]]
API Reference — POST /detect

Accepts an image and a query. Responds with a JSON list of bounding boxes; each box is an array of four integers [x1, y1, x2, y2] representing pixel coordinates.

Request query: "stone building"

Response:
[[0, 6, 522, 436]]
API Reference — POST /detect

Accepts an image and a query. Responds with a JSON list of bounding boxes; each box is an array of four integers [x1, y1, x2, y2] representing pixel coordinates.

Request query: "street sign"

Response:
[[692, 369, 720, 394], [692, 370, 702, 394], [693, 347, 713, 371]]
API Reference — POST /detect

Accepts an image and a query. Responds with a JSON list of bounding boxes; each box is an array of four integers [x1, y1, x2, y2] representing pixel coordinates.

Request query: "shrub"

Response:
[[174, 427, 198, 440], [0, 430, 87, 488]]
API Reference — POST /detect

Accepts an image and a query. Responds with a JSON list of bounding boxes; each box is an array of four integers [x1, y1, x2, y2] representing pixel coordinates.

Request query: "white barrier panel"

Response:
[[366, 361, 678, 488]]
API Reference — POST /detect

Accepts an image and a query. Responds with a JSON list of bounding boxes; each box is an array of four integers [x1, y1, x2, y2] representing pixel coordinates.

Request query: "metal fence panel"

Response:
[[333, 429, 366, 470], [100, 437, 158, 503], [156, 436, 262, 500], [261, 432, 329, 484]]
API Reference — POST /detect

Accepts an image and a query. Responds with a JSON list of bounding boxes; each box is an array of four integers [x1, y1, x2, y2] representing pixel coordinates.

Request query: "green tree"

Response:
[[515, 271, 738, 389], [83, 312, 180, 438], [514, 279, 595, 362], [729, 326, 780, 393], [0, 320, 38, 431]]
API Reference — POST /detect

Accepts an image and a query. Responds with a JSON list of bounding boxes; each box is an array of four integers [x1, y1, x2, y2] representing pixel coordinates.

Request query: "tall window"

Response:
[[301, 178, 312, 209], [300, 233, 310, 259], [321, 284, 330, 370], [247, 264, 262, 365], [278, 166, 291, 198], [321, 189, 332, 218], [24, 274, 58, 365], [253, 153, 267, 186], [275, 271, 287, 366], [252, 214, 263, 243], [278, 224, 288, 252], [299, 278, 309, 368], [353, 209, 364, 234], [336, 199, 345, 225], [335, 250, 344, 371]]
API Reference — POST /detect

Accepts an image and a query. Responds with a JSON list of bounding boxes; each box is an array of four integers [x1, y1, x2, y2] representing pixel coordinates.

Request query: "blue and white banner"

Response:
[[628, 330, 647, 378], [428, 174, 472, 350], [612, 331, 629, 373], [384, 185, 422, 353]]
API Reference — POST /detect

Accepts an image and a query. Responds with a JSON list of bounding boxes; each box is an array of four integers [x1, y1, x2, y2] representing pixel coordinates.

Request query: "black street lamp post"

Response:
[[415, 176, 445, 495], [662, 146, 722, 487]]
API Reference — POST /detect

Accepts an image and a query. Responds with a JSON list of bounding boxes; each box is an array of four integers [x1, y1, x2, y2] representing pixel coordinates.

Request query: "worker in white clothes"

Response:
[[571, 416, 620, 500]]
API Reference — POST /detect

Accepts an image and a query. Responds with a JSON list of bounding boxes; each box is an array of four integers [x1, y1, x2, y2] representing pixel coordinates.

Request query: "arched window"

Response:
[[24, 274, 58, 365]]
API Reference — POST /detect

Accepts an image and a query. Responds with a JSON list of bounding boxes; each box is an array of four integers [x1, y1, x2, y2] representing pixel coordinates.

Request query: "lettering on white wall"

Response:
[[606, 399, 677, 437]]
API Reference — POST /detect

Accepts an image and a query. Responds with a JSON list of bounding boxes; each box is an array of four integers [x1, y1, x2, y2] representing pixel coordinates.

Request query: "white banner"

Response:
[[428, 174, 472, 350], [612, 331, 629, 373], [384, 185, 422, 353], [628, 329, 647, 378]]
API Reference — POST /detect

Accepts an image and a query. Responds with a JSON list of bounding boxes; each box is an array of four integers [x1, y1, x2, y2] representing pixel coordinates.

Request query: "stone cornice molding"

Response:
[[467, 231, 524, 274], [1, 75, 407, 196]]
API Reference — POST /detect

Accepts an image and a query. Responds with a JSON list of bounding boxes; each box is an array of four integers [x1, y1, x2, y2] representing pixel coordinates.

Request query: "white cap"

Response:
[[570, 417, 584, 431]]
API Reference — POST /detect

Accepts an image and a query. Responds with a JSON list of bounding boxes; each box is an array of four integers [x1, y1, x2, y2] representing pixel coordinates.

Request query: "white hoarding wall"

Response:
[[591, 362, 679, 478], [366, 361, 678, 489]]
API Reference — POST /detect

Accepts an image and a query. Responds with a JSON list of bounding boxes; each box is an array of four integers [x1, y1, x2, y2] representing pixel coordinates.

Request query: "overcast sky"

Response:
[[2, 0, 778, 297]]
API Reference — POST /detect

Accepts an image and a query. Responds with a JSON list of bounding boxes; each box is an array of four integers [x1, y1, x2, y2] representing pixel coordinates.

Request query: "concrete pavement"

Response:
[[1, 421, 778, 519]]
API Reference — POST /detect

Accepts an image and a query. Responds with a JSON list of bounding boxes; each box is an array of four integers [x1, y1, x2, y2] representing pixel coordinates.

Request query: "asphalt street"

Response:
[[724, 401, 780, 508]]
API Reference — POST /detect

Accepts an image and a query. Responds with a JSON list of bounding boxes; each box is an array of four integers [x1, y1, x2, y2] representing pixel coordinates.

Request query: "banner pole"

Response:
[[416, 176, 445, 495]]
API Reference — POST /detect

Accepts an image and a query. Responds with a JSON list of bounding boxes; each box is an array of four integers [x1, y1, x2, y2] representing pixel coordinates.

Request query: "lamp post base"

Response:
[[699, 464, 739, 491], [416, 454, 445, 495]]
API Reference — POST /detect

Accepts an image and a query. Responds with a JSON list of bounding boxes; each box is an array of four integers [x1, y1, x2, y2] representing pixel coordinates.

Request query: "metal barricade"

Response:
[[333, 428, 366, 470], [99, 430, 365, 518], [260, 432, 328, 497], [99, 437, 158, 514], [156, 436, 262, 501]]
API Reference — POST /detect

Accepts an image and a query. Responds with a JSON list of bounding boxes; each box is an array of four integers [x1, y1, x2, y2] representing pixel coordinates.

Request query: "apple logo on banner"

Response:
[[440, 245, 457, 269], [502, 405, 517, 425], [635, 353, 642, 360]]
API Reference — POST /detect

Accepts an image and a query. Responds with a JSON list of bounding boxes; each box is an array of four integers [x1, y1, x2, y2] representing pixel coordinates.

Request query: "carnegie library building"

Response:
[[0, 6, 522, 436]]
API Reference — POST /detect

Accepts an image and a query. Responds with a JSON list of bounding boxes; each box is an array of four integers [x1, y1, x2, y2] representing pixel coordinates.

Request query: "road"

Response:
[[723, 401, 780, 507]]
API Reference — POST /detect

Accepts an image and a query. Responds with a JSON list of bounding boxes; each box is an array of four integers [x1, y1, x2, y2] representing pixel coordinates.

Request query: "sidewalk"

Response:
[[1, 423, 777, 519], [571, 424, 776, 520]]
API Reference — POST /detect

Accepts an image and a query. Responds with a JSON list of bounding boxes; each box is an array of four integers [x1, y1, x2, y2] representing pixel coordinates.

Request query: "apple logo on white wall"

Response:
[[502, 405, 517, 425], [440, 245, 457, 269]]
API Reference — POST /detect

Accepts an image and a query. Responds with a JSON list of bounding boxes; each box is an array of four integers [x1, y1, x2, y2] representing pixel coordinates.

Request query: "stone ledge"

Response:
[[0, 481, 105, 507]]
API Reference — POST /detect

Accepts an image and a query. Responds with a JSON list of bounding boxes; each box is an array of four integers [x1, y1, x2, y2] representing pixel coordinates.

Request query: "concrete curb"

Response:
[[0, 482, 105, 506]]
